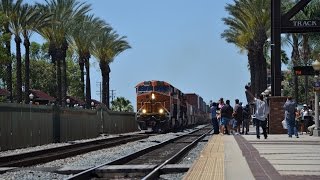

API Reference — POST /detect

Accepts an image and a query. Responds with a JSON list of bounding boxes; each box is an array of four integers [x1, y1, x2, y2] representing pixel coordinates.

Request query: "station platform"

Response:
[[183, 126, 320, 180]]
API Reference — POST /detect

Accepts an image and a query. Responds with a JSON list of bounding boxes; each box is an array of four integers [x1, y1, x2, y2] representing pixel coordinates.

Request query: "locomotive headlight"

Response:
[[142, 109, 147, 114], [151, 93, 155, 100], [159, 108, 164, 114]]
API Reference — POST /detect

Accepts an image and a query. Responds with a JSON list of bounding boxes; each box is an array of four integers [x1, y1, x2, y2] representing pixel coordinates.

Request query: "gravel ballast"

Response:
[[0, 125, 209, 179]]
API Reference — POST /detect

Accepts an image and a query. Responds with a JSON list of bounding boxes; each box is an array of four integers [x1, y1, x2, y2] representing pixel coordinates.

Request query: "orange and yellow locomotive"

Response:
[[136, 80, 209, 132]]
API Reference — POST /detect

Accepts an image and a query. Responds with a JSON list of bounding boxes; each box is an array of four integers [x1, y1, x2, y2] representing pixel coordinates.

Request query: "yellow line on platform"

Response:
[[183, 135, 224, 180]]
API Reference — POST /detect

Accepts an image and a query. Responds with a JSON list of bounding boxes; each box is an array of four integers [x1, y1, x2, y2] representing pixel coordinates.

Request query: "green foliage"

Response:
[[283, 71, 315, 104], [0, 12, 9, 85], [111, 97, 134, 112], [4, 42, 82, 99], [29, 58, 56, 96], [66, 58, 82, 99]]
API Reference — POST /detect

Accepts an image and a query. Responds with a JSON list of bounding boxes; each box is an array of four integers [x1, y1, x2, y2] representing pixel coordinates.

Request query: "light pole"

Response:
[[312, 57, 320, 136], [29, 93, 34, 136]]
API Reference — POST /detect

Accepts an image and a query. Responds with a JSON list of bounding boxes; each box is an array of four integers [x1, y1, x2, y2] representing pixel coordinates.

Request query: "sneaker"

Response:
[[296, 136, 299, 138], [257, 136, 260, 139], [264, 136, 268, 139]]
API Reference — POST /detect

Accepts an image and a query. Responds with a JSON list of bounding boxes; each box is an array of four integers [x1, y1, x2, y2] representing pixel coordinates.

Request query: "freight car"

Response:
[[135, 80, 209, 132]]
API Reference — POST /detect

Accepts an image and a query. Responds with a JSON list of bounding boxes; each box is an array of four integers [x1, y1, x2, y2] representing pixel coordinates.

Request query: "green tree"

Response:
[[111, 97, 134, 112], [37, 0, 91, 106], [92, 29, 130, 108], [222, 0, 270, 96], [0, 0, 21, 102], [29, 42, 81, 99], [70, 14, 107, 107], [21, 4, 51, 103], [8, 0, 24, 103], [0, 12, 9, 85]]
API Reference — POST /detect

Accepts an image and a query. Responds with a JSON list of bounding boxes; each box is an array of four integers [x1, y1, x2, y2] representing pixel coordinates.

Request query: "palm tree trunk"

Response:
[[85, 57, 91, 109], [4, 27, 12, 102], [61, 40, 68, 107], [78, 56, 85, 100], [255, 29, 268, 95], [100, 61, 108, 106], [291, 34, 300, 102], [248, 41, 256, 97], [106, 64, 111, 109], [15, 35, 23, 103], [24, 37, 31, 103], [302, 34, 310, 104], [55, 51, 62, 106]]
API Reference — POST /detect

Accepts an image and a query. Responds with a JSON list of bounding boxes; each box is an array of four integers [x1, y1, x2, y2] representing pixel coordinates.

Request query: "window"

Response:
[[154, 85, 169, 93], [138, 85, 153, 92]]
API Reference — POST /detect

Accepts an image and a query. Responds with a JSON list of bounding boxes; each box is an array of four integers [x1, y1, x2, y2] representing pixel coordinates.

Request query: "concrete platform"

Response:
[[183, 125, 320, 180]]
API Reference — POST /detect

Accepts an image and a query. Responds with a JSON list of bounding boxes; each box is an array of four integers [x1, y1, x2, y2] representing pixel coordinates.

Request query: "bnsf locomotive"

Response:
[[135, 80, 209, 132]]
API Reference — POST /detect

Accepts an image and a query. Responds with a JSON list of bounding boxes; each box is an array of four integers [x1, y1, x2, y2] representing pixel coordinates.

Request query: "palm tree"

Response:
[[0, 0, 22, 102], [70, 14, 106, 108], [222, 0, 270, 96], [7, 0, 26, 103], [92, 29, 130, 108], [20, 4, 51, 103], [37, 0, 90, 106], [111, 97, 134, 112]]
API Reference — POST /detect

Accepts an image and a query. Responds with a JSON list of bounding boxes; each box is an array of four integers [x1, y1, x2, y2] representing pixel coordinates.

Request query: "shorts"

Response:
[[221, 117, 230, 126], [230, 119, 237, 128]]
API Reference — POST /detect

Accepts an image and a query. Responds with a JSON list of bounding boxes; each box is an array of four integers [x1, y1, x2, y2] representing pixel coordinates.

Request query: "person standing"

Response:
[[210, 102, 219, 134], [246, 90, 269, 139], [220, 100, 233, 135], [301, 104, 313, 134], [233, 99, 243, 135], [242, 104, 251, 134], [284, 96, 299, 138]]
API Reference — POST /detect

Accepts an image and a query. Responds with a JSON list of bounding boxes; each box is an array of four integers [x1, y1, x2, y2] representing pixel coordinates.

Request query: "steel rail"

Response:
[[0, 135, 148, 167], [141, 129, 211, 180], [66, 126, 211, 180]]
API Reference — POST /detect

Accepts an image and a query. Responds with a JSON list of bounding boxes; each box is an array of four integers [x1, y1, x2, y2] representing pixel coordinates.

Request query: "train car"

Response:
[[135, 80, 209, 132]]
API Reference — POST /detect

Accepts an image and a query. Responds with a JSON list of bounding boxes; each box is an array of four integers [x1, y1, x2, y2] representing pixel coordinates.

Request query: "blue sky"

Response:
[[27, 0, 251, 108]]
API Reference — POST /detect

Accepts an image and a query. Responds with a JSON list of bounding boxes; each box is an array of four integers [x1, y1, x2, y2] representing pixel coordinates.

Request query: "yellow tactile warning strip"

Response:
[[183, 135, 224, 180]]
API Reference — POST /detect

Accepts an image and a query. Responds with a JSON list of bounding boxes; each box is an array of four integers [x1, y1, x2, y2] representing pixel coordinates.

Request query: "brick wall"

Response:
[[268, 96, 288, 134]]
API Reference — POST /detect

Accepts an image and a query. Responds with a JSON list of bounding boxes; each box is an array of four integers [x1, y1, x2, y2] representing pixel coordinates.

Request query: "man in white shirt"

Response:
[[246, 90, 269, 139]]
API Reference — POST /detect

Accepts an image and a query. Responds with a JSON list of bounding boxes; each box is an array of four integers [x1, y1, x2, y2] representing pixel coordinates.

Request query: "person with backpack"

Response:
[[246, 89, 269, 139]]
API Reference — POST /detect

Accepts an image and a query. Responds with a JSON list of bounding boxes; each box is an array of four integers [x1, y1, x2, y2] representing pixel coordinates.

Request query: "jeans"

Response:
[[255, 118, 267, 139], [212, 117, 219, 134], [286, 119, 298, 137]]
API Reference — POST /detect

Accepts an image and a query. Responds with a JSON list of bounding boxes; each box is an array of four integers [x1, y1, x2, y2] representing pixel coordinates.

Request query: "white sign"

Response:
[[293, 20, 317, 27]]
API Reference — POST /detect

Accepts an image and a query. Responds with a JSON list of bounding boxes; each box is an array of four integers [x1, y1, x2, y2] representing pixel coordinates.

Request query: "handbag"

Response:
[[282, 119, 287, 129]]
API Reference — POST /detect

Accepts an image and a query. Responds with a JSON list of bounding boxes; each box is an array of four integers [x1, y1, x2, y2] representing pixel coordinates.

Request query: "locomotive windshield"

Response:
[[154, 85, 169, 93], [137, 85, 153, 93]]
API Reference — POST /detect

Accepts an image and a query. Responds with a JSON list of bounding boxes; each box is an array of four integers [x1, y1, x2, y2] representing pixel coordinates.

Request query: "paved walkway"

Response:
[[184, 126, 320, 180]]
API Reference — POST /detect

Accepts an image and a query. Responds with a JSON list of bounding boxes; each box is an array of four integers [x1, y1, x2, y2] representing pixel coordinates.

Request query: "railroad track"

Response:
[[0, 134, 149, 168], [67, 126, 212, 179]]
